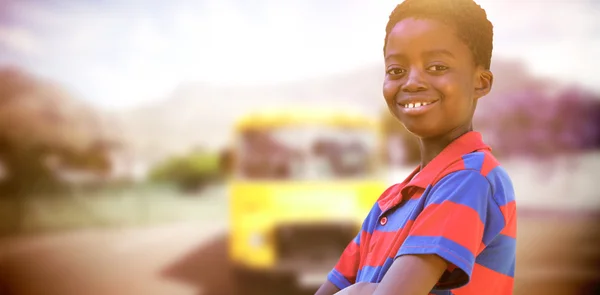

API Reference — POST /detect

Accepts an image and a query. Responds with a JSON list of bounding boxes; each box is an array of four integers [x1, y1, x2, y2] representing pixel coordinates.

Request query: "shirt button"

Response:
[[380, 216, 388, 226]]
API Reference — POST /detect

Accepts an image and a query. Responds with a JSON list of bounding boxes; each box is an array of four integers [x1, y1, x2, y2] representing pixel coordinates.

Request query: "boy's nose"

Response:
[[401, 68, 427, 92]]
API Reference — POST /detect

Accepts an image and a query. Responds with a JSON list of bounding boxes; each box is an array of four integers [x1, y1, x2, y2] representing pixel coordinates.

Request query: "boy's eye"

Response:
[[427, 65, 449, 72], [386, 68, 405, 75]]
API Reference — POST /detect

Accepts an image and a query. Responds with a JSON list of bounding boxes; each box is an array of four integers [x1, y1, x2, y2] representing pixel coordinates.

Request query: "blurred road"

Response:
[[0, 194, 599, 295], [0, 222, 231, 295], [0, 193, 317, 295]]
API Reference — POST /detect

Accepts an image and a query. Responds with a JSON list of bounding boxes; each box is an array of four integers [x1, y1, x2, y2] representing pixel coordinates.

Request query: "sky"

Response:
[[0, 0, 599, 110]]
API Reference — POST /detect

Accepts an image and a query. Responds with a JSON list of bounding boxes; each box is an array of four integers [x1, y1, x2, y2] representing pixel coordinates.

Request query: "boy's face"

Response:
[[383, 18, 493, 139]]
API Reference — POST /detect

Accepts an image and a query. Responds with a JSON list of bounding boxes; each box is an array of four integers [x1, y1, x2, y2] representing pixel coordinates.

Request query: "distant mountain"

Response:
[[116, 59, 558, 162]]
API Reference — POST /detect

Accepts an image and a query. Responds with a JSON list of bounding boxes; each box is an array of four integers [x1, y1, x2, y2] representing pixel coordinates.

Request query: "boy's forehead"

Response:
[[385, 18, 466, 58]]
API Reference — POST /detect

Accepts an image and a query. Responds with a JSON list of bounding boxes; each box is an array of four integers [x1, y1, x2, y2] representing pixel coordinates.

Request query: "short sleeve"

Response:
[[395, 169, 505, 289], [327, 230, 362, 290]]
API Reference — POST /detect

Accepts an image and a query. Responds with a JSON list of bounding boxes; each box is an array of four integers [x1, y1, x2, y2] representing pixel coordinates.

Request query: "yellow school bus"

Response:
[[227, 108, 387, 292]]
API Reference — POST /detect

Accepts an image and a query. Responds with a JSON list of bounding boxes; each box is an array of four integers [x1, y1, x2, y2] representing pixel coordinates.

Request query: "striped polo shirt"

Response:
[[327, 131, 517, 294]]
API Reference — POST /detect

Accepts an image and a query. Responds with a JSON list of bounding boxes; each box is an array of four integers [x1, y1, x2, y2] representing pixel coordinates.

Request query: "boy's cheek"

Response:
[[382, 81, 399, 103]]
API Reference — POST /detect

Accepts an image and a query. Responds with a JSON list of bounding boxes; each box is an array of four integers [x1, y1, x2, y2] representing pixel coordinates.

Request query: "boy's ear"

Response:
[[474, 69, 493, 99]]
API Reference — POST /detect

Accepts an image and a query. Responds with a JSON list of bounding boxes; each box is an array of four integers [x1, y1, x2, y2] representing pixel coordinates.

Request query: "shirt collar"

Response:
[[379, 131, 490, 212], [407, 131, 491, 189]]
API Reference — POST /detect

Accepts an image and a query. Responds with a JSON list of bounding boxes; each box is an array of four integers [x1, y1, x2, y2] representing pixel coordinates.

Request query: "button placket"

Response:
[[379, 216, 388, 226]]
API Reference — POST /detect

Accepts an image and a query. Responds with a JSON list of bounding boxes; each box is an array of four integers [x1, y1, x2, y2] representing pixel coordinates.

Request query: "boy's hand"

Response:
[[330, 254, 447, 295]]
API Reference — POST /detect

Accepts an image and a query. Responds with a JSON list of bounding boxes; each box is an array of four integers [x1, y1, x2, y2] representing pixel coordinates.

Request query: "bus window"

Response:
[[236, 126, 376, 181]]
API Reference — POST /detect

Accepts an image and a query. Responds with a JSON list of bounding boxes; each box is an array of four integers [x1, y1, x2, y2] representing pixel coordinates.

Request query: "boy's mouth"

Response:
[[397, 99, 439, 115], [401, 101, 433, 109]]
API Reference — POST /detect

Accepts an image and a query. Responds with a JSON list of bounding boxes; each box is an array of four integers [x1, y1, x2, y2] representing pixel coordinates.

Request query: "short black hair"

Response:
[[384, 0, 494, 70]]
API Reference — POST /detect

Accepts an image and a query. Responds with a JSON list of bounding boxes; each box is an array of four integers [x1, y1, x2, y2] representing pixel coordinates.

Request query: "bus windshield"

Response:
[[236, 125, 377, 180]]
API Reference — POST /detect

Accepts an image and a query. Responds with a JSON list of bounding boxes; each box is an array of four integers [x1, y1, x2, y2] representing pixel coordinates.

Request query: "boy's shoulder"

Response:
[[433, 150, 516, 214], [433, 149, 510, 187]]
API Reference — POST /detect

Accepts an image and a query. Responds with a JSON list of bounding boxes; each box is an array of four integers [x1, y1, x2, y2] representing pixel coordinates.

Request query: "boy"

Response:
[[315, 0, 517, 294]]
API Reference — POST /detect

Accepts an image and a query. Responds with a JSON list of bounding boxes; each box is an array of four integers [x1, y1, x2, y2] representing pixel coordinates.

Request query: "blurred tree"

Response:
[[553, 88, 600, 152], [149, 150, 223, 193], [476, 87, 600, 159], [475, 89, 553, 159], [219, 146, 234, 176], [0, 67, 119, 197]]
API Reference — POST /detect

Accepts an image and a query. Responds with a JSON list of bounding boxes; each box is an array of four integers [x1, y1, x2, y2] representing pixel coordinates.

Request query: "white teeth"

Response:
[[404, 102, 431, 109]]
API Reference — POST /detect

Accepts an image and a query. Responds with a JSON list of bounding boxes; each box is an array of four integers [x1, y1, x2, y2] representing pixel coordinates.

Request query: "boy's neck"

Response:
[[417, 125, 473, 169]]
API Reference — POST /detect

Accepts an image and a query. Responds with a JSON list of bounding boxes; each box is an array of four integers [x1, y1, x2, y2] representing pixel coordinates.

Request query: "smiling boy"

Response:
[[314, 0, 517, 294]]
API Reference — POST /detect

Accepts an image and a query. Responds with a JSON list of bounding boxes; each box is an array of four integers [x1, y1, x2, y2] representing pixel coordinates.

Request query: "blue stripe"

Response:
[[375, 197, 425, 232], [427, 170, 492, 223], [398, 235, 476, 278], [357, 265, 380, 283], [475, 234, 516, 277], [486, 166, 516, 206], [356, 256, 395, 283], [462, 152, 485, 171], [327, 269, 352, 290], [362, 205, 383, 234], [353, 231, 361, 244], [481, 201, 506, 246]]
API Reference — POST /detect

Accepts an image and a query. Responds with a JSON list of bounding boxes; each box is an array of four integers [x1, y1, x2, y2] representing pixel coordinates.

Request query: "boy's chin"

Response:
[[402, 124, 441, 139]]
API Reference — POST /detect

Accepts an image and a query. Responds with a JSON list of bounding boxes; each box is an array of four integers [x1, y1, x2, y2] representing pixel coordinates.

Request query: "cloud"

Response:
[[0, 26, 42, 56]]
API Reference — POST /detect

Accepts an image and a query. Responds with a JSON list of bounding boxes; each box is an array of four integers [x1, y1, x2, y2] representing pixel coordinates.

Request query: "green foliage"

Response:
[[149, 151, 223, 192]]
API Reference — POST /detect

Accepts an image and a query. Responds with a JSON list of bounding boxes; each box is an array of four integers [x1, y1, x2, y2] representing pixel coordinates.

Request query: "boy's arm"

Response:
[[336, 170, 505, 295], [333, 254, 446, 295], [314, 280, 340, 295]]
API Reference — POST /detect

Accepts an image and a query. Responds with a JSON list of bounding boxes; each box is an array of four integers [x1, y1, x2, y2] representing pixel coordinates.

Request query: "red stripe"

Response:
[[500, 214, 517, 238], [408, 189, 424, 200], [355, 230, 371, 272], [452, 263, 514, 295], [361, 221, 414, 268], [377, 184, 403, 212], [335, 236, 360, 281], [409, 202, 484, 256], [480, 152, 499, 177], [363, 231, 398, 268], [499, 200, 517, 225]]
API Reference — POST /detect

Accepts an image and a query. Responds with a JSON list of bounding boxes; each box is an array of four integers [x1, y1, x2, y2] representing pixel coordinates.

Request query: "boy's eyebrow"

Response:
[[422, 49, 456, 59], [385, 53, 405, 63]]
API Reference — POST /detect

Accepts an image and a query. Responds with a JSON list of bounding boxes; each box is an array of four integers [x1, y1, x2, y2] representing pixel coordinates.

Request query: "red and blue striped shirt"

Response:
[[327, 131, 517, 294]]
